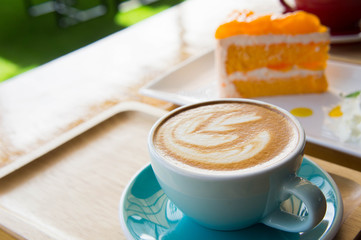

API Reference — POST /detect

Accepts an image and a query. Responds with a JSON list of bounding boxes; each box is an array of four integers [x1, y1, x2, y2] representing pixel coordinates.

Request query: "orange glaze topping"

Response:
[[215, 10, 328, 39]]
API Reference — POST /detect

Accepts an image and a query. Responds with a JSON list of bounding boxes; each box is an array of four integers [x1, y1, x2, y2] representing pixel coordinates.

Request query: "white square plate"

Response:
[[140, 50, 361, 158]]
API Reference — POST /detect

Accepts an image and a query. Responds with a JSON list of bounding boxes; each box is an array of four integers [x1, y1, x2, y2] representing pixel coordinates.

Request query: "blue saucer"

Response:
[[119, 157, 343, 240]]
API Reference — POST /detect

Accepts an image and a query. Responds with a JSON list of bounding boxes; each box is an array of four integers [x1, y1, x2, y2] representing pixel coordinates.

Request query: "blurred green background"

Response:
[[0, 0, 183, 83]]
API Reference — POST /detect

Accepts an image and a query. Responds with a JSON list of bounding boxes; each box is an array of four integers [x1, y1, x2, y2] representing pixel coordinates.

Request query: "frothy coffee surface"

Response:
[[154, 102, 299, 172]]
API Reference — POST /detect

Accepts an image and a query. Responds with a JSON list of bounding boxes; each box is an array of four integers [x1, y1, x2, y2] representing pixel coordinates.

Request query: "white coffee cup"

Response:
[[148, 99, 326, 232]]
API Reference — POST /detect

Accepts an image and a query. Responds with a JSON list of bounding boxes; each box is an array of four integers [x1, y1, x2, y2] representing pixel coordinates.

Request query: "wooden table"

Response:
[[0, 0, 361, 239]]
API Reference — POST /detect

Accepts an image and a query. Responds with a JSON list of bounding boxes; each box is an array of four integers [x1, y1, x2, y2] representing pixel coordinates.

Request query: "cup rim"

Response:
[[148, 98, 306, 179]]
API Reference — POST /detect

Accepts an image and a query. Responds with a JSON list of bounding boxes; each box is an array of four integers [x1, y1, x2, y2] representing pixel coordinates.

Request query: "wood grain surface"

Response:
[[0, 103, 165, 240]]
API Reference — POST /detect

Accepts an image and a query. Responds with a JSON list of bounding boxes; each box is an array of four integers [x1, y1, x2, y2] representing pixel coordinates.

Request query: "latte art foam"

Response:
[[154, 103, 299, 171]]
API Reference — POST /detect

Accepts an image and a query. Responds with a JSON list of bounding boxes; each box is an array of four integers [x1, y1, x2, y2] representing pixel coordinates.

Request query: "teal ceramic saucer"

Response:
[[119, 157, 343, 240]]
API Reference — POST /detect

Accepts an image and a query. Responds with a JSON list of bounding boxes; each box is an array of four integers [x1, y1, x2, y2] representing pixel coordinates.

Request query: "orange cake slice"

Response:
[[215, 10, 330, 98]]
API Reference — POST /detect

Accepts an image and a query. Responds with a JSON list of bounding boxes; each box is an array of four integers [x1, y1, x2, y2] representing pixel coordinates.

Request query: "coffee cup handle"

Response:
[[279, 0, 295, 13], [261, 176, 326, 232]]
